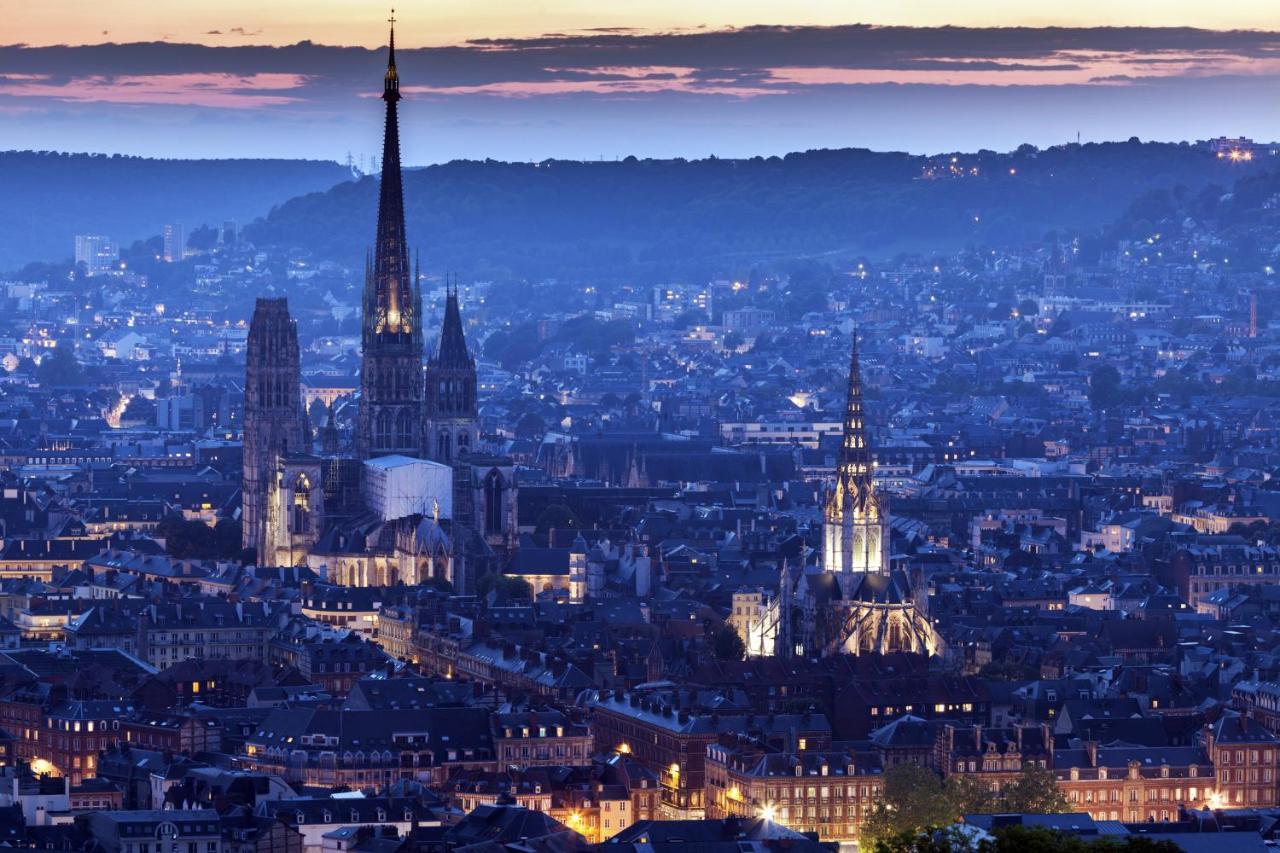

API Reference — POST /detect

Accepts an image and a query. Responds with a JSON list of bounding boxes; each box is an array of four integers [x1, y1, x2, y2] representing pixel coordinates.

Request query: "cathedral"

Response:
[[240, 19, 516, 589], [737, 329, 940, 659]]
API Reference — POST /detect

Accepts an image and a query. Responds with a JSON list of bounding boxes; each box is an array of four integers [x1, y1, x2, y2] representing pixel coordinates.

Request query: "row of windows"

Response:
[[1193, 563, 1279, 576], [1218, 749, 1273, 765]]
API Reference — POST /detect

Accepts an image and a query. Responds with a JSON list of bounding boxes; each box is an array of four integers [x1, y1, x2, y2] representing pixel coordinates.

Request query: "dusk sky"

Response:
[[4, 1, 1280, 162]]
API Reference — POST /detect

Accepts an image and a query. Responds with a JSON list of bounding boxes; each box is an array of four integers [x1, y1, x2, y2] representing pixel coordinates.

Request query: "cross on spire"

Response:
[[383, 8, 400, 100]]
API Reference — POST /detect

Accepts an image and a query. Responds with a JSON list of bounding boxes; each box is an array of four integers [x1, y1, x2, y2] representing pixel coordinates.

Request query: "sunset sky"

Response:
[[9, 1, 1280, 46], [3, 1, 1280, 161]]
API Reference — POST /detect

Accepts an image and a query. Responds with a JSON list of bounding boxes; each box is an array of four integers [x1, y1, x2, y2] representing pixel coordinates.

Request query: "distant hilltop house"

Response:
[[95, 330, 147, 361]]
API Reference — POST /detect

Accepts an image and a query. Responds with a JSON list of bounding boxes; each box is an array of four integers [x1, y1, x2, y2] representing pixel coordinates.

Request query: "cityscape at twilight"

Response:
[[2, 2, 1280, 852]]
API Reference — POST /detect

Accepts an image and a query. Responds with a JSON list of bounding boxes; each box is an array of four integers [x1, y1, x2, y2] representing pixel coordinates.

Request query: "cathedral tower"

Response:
[[242, 297, 307, 561], [357, 16, 425, 460], [424, 284, 479, 462], [822, 328, 889, 574]]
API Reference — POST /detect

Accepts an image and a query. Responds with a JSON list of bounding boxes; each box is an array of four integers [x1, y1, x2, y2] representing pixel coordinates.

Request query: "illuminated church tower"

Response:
[[737, 330, 939, 660], [814, 329, 939, 657], [357, 16, 425, 460], [822, 329, 888, 574]]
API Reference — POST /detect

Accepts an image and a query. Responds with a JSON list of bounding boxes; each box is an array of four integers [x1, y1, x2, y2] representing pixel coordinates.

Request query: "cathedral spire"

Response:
[[370, 8, 411, 338], [425, 275, 479, 463], [384, 9, 400, 102], [358, 11, 424, 460], [435, 280, 474, 368]]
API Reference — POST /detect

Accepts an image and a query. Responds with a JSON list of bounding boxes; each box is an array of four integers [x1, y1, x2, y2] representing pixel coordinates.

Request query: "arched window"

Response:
[[484, 470, 504, 535], [396, 410, 413, 449], [292, 475, 311, 534], [376, 410, 393, 448], [437, 432, 451, 462]]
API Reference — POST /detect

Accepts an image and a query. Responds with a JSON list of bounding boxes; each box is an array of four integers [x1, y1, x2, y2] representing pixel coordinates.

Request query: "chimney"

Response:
[[1085, 740, 1098, 768]]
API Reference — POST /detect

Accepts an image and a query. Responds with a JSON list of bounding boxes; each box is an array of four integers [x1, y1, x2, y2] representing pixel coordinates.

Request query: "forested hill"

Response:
[[245, 141, 1270, 281], [0, 152, 351, 271]]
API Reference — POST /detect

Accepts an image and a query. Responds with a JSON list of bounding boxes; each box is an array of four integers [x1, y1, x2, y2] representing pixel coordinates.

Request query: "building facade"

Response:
[[242, 298, 309, 563]]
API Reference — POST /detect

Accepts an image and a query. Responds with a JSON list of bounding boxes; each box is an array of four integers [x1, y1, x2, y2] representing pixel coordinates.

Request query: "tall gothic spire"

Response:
[[822, 326, 888, 575], [358, 11, 425, 460], [368, 9, 414, 344], [836, 326, 874, 506]]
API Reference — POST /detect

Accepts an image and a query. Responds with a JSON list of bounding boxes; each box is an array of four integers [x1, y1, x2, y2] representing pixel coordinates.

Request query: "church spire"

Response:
[[822, 326, 888, 576], [435, 278, 474, 369], [383, 9, 400, 102], [837, 326, 874, 505], [369, 8, 411, 340], [358, 11, 424, 460], [425, 274, 479, 462]]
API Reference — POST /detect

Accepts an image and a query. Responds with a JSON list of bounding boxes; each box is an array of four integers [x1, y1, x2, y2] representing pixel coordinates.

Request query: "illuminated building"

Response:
[[705, 740, 883, 842], [742, 330, 939, 659], [590, 690, 831, 819]]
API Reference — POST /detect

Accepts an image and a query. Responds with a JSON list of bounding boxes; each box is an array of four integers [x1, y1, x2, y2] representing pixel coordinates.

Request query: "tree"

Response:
[[515, 412, 547, 438], [1017, 298, 1040, 317], [121, 395, 156, 425], [213, 518, 243, 559], [156, 514, 245, 560], [425, 575, 454, 594], [987, 826, 1180, 853], [868, 825, 974, 853], [978, 660, 1037, 682], [36, 345, 84, 386], [1088, 364, 1122, 409], [712, 625, 746, 661], [157, 514, 218, 559], [945, 774, 996, 816], [308, 397, 329, 427], [671, 310, 707, 330], [187, 224, 220, 252], [871, 825, 1183, 853], [476, 573, 533, 601], [862, 764, 954, 847], [1000, 765, 1069, 815], [534, 503, 581, 544]]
